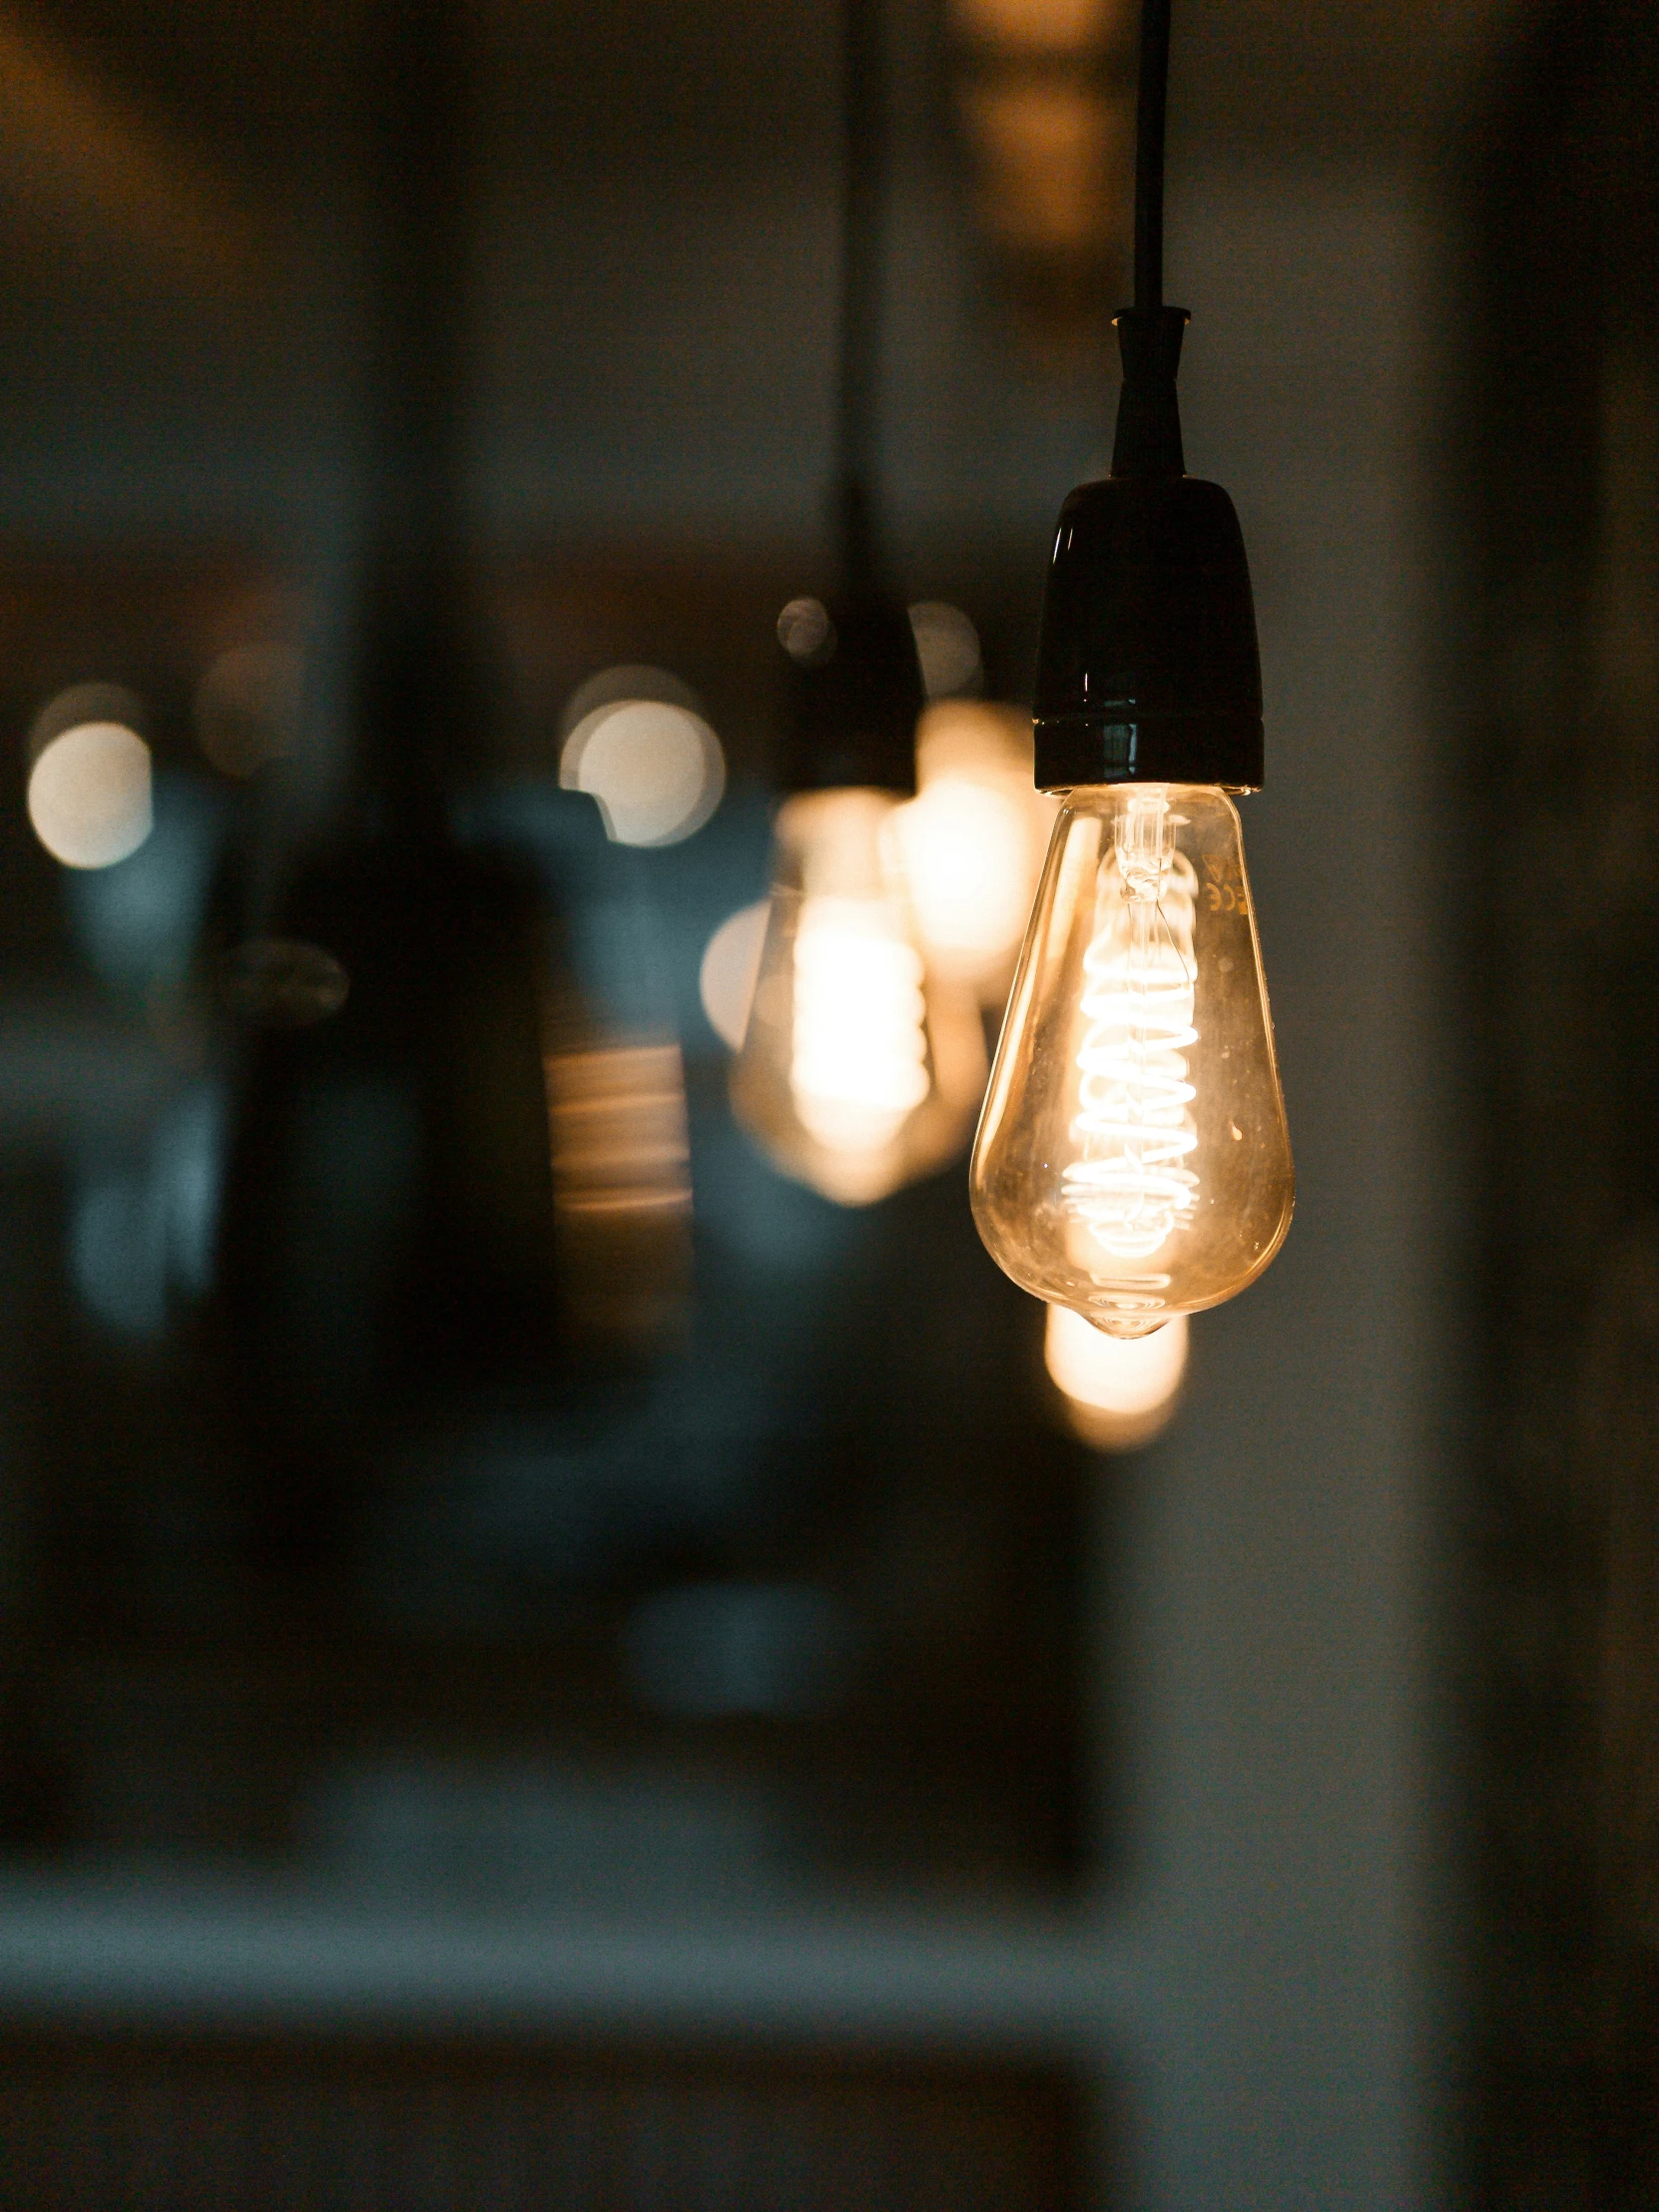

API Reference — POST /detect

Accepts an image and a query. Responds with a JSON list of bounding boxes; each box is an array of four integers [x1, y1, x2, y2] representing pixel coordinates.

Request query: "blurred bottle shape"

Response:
[[206, 0, 689, 1594]]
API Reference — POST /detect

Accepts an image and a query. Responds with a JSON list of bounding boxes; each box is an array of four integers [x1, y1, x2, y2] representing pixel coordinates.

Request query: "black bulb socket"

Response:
[[781, 587, 924, 797], [1032, 306, 1265, 794]]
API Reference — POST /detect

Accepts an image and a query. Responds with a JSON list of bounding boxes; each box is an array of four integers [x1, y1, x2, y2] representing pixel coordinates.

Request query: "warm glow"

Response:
[[907, 601, 982, 697], [544, 1037, 692, 1343], [699, 900, 770, 1050], [951, 0, 1122, 58], [898, 777, 1032, 964], [957, 79, 1125, 255], [791, 894, 930, 1153], [729, 788, 987, 1207], [971, 785, 1294, 1340], [27, 720, 152, 868], [1065, 791, 1200, 1261], [561, 695, 724, 847], [1045, 1303, 1188, 1450], [894, 701, 1055, 999]]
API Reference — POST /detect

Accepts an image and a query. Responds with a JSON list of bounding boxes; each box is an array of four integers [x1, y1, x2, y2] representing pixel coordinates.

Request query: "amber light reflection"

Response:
[[544, 1038, 692, 1343], [1044, 1303, 1188, 1450]]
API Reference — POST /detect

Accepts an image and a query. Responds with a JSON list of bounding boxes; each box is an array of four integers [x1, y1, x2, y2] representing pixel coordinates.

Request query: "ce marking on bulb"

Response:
[[1202, 858, 1247, 914]]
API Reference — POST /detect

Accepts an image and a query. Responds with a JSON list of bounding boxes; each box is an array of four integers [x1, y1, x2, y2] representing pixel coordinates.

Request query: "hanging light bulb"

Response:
[[730, 0, 984, 1206], [730, 652, 993, 1208], [974, 777, 1291, 1334], [731, 783, 984, 1206], [971, 0, 1294, 1337], [731, 594, 985, 1207]]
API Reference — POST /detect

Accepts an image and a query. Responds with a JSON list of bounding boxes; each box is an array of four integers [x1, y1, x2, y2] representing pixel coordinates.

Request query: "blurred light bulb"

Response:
[[544, 1036, 692, 1344], [27, 719, 152, 868], [1045, 1302, 1187, 1450], [973, 784, 1292, 1337], [791, 893, 929, 1152], [730, 789, 985, 1206], [894, 701, 1055, 1001]]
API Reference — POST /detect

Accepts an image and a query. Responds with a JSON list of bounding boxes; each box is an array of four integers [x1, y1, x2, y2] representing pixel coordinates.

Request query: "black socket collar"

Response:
[[1031, 308, 1264, 794], [780, 586, 923, 798]]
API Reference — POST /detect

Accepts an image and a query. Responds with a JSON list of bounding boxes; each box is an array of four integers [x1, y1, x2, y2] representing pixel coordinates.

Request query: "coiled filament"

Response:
[[791, 894, 930, 1155], [1063, 793, 1199, 1262]]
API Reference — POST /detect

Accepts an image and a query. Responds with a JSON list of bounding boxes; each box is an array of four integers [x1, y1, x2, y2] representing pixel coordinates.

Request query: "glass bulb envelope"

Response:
[[971, 783, 1292, 1337], [732, 788, 986, 1207]]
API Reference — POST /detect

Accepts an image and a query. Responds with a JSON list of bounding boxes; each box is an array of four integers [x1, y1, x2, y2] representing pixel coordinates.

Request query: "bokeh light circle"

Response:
[[561, 698, 725, 847], [699, 900, 770, 1050], [908, 601, 982, 697], [27, 721, 153, 869], [777, 597, 836, 667]]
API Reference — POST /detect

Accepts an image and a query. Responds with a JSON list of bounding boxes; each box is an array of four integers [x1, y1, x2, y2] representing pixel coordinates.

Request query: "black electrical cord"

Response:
[[1030, 0, 1265, 796], [1133, 0, 1171, 311], [783, 0, 919, 796], [835, 0, 882, 593], [1111, 0, 1185, 478]]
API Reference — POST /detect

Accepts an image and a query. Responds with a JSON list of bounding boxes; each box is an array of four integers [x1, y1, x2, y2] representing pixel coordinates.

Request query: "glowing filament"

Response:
[[790, 895, 930, 1156], [1063, 792, 1199, 1262]]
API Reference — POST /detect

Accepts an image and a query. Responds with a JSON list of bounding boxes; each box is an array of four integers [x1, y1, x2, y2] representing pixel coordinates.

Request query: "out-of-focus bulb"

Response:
[[791, 893, 930, 1150], [731, 788, 985, 1206], [893, 702, 1056, 1003], [1044, 1303, 1188, 1450], [972, 783, 1292, 1337]]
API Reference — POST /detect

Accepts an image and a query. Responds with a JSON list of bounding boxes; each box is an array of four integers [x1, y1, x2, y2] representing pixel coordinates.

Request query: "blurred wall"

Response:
[[1097, 166, 1459, 2209], [0, 4, 1500, 2207]]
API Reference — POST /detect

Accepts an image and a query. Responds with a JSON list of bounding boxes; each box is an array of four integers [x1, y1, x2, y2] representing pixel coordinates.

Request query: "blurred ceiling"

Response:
[[20, 0, 1534, 177], [0, 0, 1538, 549]]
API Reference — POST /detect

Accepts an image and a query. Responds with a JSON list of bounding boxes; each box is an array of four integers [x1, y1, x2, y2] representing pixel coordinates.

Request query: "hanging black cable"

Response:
[[1132, 0, 1171, 312], [781, 0, 921, 796], [1028, 0, 1265, 793], [1111, 0, 1185, 480], [348, 0, 479, 830], [836, 0, 883, 595]]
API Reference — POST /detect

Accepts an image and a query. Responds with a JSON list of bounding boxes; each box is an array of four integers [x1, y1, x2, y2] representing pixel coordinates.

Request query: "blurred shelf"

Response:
[[0, 1872, 1129, 2058]]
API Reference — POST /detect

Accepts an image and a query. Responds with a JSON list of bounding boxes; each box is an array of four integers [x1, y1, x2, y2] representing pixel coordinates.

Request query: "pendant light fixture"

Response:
[[729, 0, 985, 1209], [970, 0, 1293, 1339]]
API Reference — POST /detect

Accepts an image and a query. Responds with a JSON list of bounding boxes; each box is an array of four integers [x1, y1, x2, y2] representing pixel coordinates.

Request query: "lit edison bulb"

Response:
[[731, 788, 985, 1206], [972, 783, 1292, 1338], [892, 702, 1056, 1004]]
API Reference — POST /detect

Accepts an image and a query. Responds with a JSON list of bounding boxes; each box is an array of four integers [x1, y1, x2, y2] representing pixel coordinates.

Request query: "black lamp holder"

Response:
[[1030, 0, 1264, 794], [782, 0, 923, 798]]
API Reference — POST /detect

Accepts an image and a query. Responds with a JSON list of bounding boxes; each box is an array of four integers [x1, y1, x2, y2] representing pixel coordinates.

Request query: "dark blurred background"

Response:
[[0, 0, 1651, 2204]]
